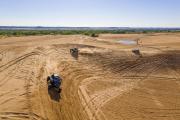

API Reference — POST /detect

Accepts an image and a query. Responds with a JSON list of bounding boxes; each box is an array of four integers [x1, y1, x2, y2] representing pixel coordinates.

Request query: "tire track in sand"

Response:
[[0, 49, 42, 120], [78, 53, 168, 120]]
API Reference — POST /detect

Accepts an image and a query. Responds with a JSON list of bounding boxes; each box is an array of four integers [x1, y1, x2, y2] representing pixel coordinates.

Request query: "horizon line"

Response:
[[0, 26, 180, 29]]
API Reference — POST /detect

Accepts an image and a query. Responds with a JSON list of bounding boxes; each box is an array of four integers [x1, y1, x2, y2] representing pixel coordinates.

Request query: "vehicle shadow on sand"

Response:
[[48, 88, 61, 102], [71, 52, 79, 60]]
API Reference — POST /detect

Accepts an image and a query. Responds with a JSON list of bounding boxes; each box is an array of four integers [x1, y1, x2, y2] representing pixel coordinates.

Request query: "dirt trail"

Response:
[[0, 34, 180, 120]]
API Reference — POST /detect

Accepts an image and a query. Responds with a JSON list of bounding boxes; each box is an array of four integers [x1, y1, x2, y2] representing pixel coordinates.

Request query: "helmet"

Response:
[[53, 73, 59, 77]]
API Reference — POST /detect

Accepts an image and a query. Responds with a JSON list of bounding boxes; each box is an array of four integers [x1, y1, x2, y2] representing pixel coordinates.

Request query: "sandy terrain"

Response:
[[0, 33, 180, 120]]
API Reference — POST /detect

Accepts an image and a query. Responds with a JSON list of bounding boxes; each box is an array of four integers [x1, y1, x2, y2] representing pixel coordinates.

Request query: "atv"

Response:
[[47, 74, 62, 93], [70, 48, 79, 54], [70, 48, 79, 59], [132, 48, 141, 56]]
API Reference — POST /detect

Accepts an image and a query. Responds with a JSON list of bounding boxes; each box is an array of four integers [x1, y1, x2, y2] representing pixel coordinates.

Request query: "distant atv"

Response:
[[70, 48, 79, 54], [70, 48, 79, 59], [47, 74, 62, 93], [132, 48, 142, 57]]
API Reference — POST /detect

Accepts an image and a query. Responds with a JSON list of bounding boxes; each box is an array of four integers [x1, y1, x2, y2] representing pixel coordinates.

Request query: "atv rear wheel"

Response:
[[58, 88, 62, 93]]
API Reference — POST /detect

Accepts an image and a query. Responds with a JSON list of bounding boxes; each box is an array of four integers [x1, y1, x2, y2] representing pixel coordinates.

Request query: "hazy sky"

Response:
[[0, 0, 180, 27]]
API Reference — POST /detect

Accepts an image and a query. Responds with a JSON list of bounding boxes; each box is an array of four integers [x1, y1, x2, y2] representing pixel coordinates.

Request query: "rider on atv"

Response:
[[47, 73, 62, 93]]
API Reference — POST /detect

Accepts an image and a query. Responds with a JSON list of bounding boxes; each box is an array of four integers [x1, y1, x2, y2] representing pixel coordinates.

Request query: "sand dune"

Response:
[[0, 34, 180, 120]]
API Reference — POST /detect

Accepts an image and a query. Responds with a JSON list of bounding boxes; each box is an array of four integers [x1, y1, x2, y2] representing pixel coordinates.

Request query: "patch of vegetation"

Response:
[[0, 29, 179, 37], [90, 33, 99, 37]]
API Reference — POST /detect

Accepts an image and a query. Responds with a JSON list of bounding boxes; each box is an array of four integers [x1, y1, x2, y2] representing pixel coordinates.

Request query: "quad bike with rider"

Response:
[[47, 73, 62, 93], [70, 48, 79, 54]]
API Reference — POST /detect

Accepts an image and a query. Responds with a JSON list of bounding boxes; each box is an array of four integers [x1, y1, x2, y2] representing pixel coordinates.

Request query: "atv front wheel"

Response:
[[47, 76, 50, 82]]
